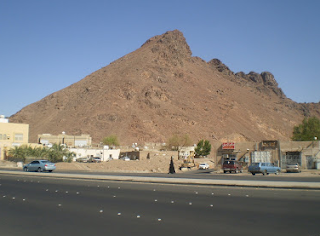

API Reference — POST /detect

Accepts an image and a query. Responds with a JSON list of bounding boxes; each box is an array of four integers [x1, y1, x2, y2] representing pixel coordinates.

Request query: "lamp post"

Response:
[[312, 137, 318, 168], [314, 137, 318, 155]]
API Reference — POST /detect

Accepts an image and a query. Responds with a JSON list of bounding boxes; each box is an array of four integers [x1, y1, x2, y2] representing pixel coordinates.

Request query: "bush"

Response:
[[6, 155, 25, 163], [102, 135, 120, 147], [166, 134, 192, 150]]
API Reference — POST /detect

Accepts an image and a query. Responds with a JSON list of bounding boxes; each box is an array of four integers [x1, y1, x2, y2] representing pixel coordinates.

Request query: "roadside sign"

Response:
[[222, 142, 235, 150]]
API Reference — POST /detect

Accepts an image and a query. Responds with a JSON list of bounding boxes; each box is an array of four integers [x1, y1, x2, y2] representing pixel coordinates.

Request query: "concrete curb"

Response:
[[1, 170, 320, 190]]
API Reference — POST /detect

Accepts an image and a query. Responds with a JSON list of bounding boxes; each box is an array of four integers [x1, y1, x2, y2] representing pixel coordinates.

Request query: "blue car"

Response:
[[23, 160, 56, 172], [248, 162, 281, 175]]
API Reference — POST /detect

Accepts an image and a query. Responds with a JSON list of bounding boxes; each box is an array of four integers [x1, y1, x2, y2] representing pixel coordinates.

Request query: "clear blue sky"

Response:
[[1, 0, 319, 117]]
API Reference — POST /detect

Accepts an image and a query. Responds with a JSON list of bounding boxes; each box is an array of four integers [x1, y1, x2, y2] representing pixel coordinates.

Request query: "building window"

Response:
[[14, 133, 23, 141], [0, 134, 7, 140]]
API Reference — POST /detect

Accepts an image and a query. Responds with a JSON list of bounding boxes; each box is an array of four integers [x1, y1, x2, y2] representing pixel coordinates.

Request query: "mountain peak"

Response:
[[9, 30, 320, 144], [141, 30, 192, 63]]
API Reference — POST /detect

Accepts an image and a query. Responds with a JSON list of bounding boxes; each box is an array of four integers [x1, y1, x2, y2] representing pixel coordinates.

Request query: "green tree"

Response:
[[195, 139, 211, 157], [166, 134, 193, 151], [102, 135, 120, 147], [47, 143, 73, 162], [292, 116, 320, 141]]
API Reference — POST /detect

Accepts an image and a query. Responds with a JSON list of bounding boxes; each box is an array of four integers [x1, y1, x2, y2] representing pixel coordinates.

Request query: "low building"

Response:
[[69, 147, 120, 162], [0, 115, 29, 160], [215, 139, 320, 169], [280, 140, 320, 169], [38, 133, 92, 148]]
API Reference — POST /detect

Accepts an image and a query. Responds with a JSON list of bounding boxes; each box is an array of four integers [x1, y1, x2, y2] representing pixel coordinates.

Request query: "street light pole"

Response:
[[312, 137, 318, 169]]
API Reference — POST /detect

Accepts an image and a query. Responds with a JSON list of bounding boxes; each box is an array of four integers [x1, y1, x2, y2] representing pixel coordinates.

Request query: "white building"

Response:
[[69, 147, 120, 162]]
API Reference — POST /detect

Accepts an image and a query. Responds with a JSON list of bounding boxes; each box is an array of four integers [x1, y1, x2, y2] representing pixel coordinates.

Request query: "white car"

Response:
[[286, 163, 301, 173], [120, 156, 130, 161], [199, 163, 210, 170]]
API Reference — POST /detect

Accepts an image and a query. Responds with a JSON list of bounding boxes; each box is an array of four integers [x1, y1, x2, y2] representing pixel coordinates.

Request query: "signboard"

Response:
[[261, 140, 278, 149], [222, 142, 235, 150]]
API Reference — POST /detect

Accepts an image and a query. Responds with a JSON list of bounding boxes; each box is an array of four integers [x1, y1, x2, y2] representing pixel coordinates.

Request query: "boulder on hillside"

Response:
[[208, 59, 234, 76], [261, 71, 278, 87], [235, 71, 284, 97]]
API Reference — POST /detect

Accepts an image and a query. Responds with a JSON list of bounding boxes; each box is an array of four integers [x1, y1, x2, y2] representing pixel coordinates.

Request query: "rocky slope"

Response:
[[10, 30, 320, 145]]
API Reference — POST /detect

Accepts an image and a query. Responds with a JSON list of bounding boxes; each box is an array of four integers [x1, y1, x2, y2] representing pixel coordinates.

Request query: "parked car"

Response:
[[286, 163, 301, 173], [222, 160, 243, 173], [87, 157, 102, 163], [76, 157, 88, 163], [23, 160, 56, 172], [199, 163, 210, 170], [93, 157, 101, 163], [248, 162, 281, 175], [120, 156, 130, 161]]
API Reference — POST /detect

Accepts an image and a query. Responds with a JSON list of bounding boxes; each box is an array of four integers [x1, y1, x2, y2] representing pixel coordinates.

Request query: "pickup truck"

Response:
[[222, 160, 243, 173]]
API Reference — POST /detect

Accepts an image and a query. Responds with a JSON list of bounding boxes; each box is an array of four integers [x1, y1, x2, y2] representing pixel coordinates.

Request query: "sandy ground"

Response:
[[55, 157, 188, 173], [0, 156, 214, 174]]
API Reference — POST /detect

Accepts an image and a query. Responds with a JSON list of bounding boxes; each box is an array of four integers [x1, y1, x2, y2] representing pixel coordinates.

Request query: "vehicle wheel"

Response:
[[37, 167, 42, 172], [223, 170, 227, 173], [24, 167, 28, 172], [48, 170, 53, 173], [262, 170, 267, 176], [275, 170, 280, 175], [251, 173, 255, 175]]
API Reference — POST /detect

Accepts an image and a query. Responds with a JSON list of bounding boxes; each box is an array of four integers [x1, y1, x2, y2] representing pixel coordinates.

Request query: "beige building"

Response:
[[214, 140, 320, 169], [38, 133, 92, 148], [0, 115, 29, 160]]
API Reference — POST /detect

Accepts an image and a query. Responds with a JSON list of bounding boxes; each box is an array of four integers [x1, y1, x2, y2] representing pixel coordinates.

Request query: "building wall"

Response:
[[0, 122, 29, 160], [279, 141, 320, 169], [69, 147, 120, 161], [38, 133, 92, 147], [212, 140, 320, 169], [215, 141, 258, 166]]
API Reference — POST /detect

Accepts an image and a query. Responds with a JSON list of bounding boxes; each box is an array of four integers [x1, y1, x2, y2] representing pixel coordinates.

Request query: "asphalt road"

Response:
[[0, 173, 319, 236], [55, 168, 320, 182]]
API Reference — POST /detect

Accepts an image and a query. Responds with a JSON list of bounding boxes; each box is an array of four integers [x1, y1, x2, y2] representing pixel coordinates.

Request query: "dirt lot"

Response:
[[0, 155, 215, 174], [55, 156, 188, 173]]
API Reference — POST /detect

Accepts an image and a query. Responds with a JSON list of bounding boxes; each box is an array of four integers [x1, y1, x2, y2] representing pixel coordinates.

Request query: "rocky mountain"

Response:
[[10, 30, 320, 145]]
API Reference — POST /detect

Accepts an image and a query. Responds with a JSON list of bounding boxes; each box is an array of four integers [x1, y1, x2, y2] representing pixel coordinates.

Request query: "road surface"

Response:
[[0, 173, 319, 236]]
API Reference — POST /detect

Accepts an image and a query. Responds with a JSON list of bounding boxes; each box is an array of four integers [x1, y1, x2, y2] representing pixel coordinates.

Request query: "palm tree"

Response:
[[8, 146, 26, 162], [47, 143, 74, 162]]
